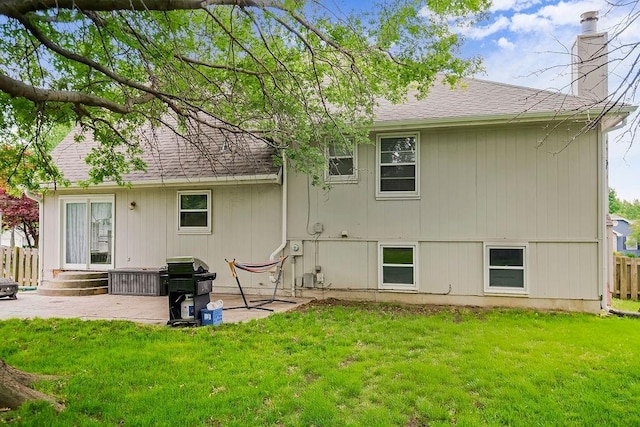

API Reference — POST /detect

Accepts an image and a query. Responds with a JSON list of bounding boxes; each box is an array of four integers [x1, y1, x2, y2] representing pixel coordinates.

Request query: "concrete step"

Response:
[[37, 286, 108, 297], [38, 271, 108, 296], [40, 278, 109, 289], [55, 271, 108, 281]]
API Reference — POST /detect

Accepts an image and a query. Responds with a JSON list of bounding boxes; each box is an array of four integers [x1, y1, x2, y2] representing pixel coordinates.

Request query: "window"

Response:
[[485, 244, 527, 294], [379, 243, 417, 290], [61, 196, 114, 269], [178, 190, 211, 233], [625, 238, 638, 251], [325, 139, 357, 182], [377, 133, 419, 198]]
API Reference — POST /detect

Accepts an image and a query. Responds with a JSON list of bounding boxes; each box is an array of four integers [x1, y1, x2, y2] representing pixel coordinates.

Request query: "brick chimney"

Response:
[[571, 11, 608, 101]]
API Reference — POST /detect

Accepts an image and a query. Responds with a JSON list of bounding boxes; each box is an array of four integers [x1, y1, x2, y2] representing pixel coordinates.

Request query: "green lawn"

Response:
[[1, 301, 639, 426], [611, 298, 640, 313]]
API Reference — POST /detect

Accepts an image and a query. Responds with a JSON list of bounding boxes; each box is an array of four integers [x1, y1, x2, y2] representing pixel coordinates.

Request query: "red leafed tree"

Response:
[[0, 189, 38, 248]]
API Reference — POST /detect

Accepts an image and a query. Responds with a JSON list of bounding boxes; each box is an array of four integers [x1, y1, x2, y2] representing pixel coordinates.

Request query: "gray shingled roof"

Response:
[[52, 120, 280, 185], [373, 77, 606, 124], [52, 77, 621, 185]]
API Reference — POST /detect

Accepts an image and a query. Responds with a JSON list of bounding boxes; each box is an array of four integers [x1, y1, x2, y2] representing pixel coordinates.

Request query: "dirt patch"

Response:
[[293, 298, 488, 320]]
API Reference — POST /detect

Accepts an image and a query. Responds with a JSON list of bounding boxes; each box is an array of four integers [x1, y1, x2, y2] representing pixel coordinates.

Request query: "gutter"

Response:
[[42, 173, 280, 191], [370, 106, 637, 131]]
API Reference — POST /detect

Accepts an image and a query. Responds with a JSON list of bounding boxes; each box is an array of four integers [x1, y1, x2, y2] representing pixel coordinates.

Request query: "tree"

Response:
[[0, 360, 63, 412], [608, 187, 640, 219], [0, 0, 489, 409], [0, 0, 487, 190], [609, 188, 622, 214], [0, 189, 39, 248]]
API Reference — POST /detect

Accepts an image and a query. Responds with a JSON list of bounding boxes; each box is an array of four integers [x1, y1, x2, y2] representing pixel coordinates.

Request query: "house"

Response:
[[611, 214, 639, 256], [37, 12, 636, 312]]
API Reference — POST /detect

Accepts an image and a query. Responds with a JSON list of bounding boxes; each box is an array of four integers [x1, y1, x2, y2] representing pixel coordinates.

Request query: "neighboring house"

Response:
[[611, 214, 640, 256], [0, 228, 27, 248], [38, 13, 636, 312]]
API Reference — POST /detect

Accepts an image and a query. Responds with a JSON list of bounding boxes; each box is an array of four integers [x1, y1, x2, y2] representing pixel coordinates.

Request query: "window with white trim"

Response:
[[61, 195, 114, 270], [379, 243, 417, 290], [177, 190, 211, 233], [377, 133, 419, 198], [485, 245, 527, 294], [325, 139, 357, 182], [625, 238, 638, 251]]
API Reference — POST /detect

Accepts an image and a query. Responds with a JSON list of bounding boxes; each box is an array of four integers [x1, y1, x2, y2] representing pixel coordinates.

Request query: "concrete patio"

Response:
[[0, 290, 312, 325]]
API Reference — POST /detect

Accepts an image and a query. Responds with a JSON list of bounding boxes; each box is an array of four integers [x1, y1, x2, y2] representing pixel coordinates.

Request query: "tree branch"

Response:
[[0, 71, 133, 114], [1, 0, 276, 16]]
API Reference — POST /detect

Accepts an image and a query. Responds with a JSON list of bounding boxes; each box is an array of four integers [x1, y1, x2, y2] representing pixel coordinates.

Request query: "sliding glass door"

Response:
[[62, 196, 114, 270]]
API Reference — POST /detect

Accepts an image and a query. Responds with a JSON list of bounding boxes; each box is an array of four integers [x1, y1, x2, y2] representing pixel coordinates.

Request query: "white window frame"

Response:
[[325, 139, 358, 183], [484, 243, 528, 295], [60, 195, 115, 270], [378, 242, 418, 291], [177, 190, 211, 234], [376, 132, 419, 199], [625, 237, 638, 251]]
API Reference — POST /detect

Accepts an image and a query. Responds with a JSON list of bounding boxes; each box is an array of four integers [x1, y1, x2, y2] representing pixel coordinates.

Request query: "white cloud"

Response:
[[490, 0, 542, 13], [509, 12, 554, 33], [497, 37, 515, 49], [457, 15, 511, 39]]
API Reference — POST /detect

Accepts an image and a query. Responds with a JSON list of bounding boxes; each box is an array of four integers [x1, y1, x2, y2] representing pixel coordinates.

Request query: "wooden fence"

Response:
[[613, 256, 640, 301], [0, 245, 38, 287]]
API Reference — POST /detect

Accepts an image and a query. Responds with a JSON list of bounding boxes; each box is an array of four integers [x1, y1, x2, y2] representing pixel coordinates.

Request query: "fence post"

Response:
[[613, 257, 620, 298], [631, 258, 639, 301], [620, 257, 629, 300]]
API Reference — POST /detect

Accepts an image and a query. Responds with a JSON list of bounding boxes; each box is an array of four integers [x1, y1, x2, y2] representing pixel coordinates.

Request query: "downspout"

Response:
[[600, 118, 629, 311], [269, 150, 287, 261], [22, 189, 43, 287]]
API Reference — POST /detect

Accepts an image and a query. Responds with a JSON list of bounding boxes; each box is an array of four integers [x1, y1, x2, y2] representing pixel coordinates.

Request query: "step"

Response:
[[38, 271, 109, 296], [37, 286, 108, 297], [40, 278, 109, 289], [55, 271, 108, 281]]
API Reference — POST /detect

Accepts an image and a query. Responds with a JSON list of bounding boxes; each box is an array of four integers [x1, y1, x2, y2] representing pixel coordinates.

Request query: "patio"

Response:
[[0, 290, 312, 325]]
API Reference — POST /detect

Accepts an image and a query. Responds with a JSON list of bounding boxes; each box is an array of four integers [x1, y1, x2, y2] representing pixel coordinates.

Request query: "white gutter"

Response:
[[21, 188, 43, 286], [42, 173, 280, 190], [370, 106, 637, 132], [270, 151, 287, 261]]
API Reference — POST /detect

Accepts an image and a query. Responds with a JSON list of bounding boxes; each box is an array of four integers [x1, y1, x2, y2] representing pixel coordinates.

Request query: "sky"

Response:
[[342, 0, 640, 201]]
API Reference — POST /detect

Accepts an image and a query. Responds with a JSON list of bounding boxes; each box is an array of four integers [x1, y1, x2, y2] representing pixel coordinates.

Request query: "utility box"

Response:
[[303, 272, 315, 288], [289, 240, 303, 256]]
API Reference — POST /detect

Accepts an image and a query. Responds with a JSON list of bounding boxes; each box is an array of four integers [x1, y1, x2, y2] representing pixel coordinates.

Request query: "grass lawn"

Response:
[[611, 298, 640, 313], [1, 301, 639, 426]]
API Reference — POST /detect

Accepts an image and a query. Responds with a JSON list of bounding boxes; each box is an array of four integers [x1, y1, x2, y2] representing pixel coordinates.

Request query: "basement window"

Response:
[[484, 244, 527, 294], [379, 243, 417, 290]]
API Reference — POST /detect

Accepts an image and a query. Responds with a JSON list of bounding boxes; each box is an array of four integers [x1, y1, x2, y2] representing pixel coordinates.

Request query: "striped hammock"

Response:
[[227, 257, 287, 277]]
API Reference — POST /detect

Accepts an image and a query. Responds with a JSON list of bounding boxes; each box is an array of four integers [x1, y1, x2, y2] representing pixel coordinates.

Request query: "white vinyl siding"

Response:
[[379, 243, 417, 290], [485, 244, 527, 294], [60, 195, 114, 270], [326, 139, 357, 183], [177, 190, 211, 234], [377, 133, 419, 199]]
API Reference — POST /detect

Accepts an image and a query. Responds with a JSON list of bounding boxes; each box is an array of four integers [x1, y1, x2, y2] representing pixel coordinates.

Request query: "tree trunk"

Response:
[[0, 359, 63, 411]]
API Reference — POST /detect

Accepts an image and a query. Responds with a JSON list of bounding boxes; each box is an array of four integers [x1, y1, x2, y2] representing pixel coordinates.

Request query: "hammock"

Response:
[[224, 256, 295, 312]]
